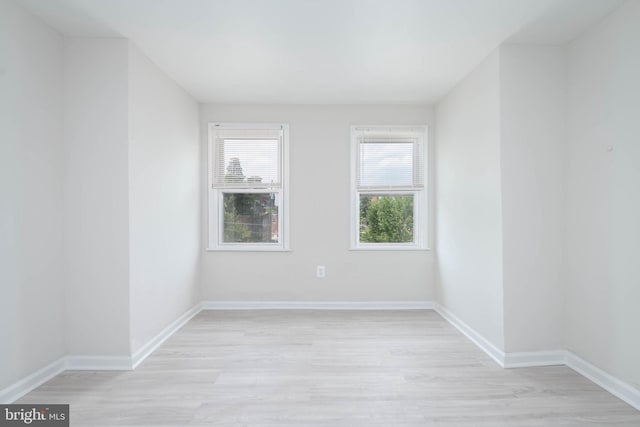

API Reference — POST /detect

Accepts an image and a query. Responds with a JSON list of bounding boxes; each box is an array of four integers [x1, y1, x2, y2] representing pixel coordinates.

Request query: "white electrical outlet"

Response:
[[316, 265, 326, 278]]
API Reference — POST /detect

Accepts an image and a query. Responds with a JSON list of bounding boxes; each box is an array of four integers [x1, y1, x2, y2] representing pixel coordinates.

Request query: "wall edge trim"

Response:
[[0, 357, 67, 404], [131, 302, 202, 369], [566, 351, 640, 411], [201, 300, 434, 310]]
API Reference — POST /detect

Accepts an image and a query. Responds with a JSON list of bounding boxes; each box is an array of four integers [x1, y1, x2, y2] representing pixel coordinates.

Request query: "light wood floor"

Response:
[[18, 310, 640, 426]]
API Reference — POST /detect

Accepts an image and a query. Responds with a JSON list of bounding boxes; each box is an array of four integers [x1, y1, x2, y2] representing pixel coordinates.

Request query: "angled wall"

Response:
[[436, 44, 567, 355], [436, 5, 639, 400], [64, 38, 202, 358], [128, 44, 201, 355], [1, 29, 201, 399], [435, 51, 505, 351]]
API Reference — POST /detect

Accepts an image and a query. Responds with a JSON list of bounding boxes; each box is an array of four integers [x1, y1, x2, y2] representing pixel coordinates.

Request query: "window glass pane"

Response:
[[360, 142, 413, 187], [223, 139, 279, 185], [359, 194, 414, 243], [223, 192, 279, 243]]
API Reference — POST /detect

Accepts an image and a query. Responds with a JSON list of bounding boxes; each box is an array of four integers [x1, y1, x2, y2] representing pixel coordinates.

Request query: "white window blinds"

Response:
[[354, 127, 425, 190], [212, 127, 283, 188]]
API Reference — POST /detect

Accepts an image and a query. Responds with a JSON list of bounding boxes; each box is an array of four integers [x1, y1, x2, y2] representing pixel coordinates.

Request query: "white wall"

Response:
[[64, 39, 202, 357], [200, 104, 435, 302], [565, 0, 640, 390], [128, 45, 200, 354], [500, 45, 566, 352], [435, 51, 505, 349], [63, 38, 131, 356], [0, 0, 66, 390], [1, 4, 200, 396]]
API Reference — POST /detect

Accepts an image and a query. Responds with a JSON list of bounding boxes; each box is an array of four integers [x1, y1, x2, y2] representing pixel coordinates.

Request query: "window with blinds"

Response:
[[212, 128, 283, 188], [208, 124, 289, 251], [351, 126, 428, 249]]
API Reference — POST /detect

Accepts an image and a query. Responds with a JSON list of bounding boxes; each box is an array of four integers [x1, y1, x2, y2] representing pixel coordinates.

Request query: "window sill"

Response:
[[349, 246, 431, 251], [206, 246, 292, 252]]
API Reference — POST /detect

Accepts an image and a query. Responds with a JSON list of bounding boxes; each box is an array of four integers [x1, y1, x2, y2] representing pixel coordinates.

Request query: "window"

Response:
[[208, 123, 289, 251], [350, 125, 428, 250]]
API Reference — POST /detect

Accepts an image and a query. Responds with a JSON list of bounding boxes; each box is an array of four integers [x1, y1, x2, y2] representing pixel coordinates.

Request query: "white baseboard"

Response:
[[566, 352, 640, 411], [65, 355, 133, 371], [1, 303, 204, 403], [0, 355, 137, 403], [131, 302, 201, 369], [503, 350, 567, 368], [202, 300, 434, 310], [433, 303, 640, 411], [433, 303, 506, 367], [0, 357, 67, 404]]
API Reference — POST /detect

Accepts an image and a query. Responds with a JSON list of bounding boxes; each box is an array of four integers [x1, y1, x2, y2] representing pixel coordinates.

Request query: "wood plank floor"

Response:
[[18, 310, 640, 426]]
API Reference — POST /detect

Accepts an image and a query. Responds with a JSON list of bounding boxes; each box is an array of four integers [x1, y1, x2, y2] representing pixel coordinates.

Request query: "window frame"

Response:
[[350, 125, 429, 251], [207, 123, 290, 251]]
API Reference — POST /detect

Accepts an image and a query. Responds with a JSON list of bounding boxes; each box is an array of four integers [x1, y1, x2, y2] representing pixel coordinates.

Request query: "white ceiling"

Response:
[[23, 0, 625, 104]]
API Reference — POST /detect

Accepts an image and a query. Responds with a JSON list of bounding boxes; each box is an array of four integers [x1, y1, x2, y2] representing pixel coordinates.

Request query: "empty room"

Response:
[[1, 0, 639, 425]]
